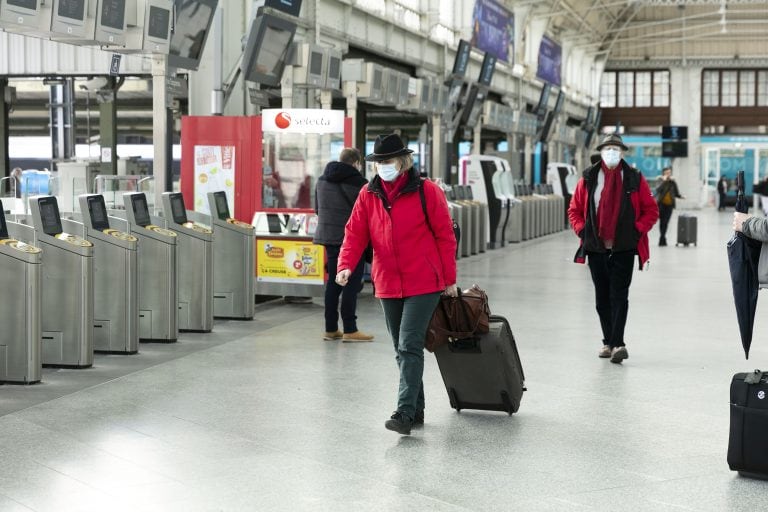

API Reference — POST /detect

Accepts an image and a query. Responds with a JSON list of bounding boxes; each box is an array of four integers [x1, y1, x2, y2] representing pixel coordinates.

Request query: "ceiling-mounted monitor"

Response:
[[241, 11, 297, 86], [325, 49, 341, 90], [398, 74, 410, 106], [289, 43, 326, 88], [452, 39, 471, 77], [478, 52, 496, 86], [662, 125, 688, 140], [552, 90, 565, 117], [382, 68, 400, 105], [168, 0, 219, 71], [102, 0, 173, 53], [94, 0, 127, 45], [535, 83, 551, 116], [355, 62, 383, 102]]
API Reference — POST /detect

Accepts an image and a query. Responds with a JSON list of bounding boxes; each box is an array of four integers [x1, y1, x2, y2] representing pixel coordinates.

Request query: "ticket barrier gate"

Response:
[[533, 185, 553, 235], [161, 192, 214, 332], [121, 193, 178, 342], [21, 197, 94, 368], [446, 188, 471, 257], [516, 185, 533, 241], [461, 186, 488, 253], [541, 184, 564, 234], [0, 202, 42, 383], [65, 194, 139, 354], [184, 191, 254, 320], [500, 172, 522, 244], [489, 169, 509, 248], [452, 186, 480, 255]]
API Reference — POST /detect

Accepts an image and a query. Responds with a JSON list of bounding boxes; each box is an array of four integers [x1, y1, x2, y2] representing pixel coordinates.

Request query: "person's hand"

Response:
[[733, 212, 752, 232], [444, 284, 458, 297], [335, 269, 351, 286]]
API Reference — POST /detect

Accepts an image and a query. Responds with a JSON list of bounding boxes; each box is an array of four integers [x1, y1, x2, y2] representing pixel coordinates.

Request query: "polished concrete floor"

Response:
[[2, 207, 767, 511]]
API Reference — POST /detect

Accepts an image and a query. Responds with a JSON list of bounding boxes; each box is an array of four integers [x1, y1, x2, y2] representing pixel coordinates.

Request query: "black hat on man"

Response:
[[365, 134, 414, 162], [595, 133, 629, 151]]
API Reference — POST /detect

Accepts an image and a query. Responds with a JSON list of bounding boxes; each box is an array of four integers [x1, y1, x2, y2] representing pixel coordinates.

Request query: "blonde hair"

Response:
[[394, 154, 414, 172]]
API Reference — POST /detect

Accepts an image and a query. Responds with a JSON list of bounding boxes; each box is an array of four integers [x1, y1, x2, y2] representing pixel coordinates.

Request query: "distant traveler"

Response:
[[718, 176, 729, 211], [655, 166, 685, 246], [335, 134, 457, 435], [11, 167, 22, 198], [568, 134, 659, 363], [314, 147, 374, 343]]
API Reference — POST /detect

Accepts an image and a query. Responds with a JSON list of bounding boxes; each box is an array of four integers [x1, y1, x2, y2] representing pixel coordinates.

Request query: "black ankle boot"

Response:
[[413, 410, 424, 426]]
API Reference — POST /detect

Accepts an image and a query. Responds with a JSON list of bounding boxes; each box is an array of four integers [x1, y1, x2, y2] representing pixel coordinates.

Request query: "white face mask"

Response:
[[377, 163, 400, 182], [601, 148, 622, 168]]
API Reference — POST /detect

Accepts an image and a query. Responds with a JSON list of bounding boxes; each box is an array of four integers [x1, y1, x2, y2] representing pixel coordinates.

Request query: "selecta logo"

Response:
[[275, 112, 291, 129]]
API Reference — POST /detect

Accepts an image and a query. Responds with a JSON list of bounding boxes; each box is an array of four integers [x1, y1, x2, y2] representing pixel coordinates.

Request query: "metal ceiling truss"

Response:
[[632, 0, 768, 5]]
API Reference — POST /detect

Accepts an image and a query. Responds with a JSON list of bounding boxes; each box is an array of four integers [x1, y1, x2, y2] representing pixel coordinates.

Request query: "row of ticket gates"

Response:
[[443, 183, 567, 260], [0, 191, 255, 384]]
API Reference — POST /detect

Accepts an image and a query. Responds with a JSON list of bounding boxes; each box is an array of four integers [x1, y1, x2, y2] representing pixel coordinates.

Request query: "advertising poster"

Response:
[[256, 238, 325, 284], [536, 36, 562, 86], [193, 145, 235, 215], [470, 0, 514, 63]]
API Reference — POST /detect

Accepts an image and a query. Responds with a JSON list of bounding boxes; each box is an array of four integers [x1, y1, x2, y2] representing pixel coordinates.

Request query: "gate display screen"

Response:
[[169, 194, 188, 224], [100, 0, 125, 30], [0, 201, 7, 239], [147, 5, 170, 39], [131, 195, 151, 227], [87, 196, 110, 231], [58, 0, 85, 20], [7, 0, 37, 9], [213, 192, 230, 221], [39, 198, 63, 236]]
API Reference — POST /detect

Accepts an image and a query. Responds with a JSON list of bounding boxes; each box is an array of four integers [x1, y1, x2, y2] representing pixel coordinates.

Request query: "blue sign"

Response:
[[470, 0, 514, 63], [536, 36, 562, 86]]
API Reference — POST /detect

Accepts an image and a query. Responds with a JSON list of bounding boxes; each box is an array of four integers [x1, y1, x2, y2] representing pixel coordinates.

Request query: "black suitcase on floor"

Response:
[[728, 370, 768, 479], [433, 315, 525, 415], [676, 213, 697, 246]]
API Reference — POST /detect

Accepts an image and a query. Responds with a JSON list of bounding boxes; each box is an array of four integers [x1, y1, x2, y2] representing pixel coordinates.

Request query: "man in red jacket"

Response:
[[568, 134, 659, 364], [335, 134, 457, 435]]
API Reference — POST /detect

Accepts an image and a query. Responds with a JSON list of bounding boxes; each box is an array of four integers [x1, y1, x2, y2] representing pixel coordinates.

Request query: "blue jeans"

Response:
[[381, 293, 441, 420], [324, 245, 364, 333]]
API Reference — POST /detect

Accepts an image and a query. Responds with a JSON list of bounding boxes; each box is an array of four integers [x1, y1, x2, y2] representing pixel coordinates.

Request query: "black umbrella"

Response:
[[727, 171, 762, 358]]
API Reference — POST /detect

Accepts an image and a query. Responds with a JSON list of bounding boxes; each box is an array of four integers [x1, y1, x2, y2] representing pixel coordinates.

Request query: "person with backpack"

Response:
[[314, 147, 374, 343], [335, 134, 458, 435], [568, 134, 659, 364], [655, 166, 685, 246]]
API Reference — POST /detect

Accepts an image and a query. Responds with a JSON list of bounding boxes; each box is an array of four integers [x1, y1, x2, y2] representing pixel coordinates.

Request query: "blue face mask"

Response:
[[378, 163, 400, 182]]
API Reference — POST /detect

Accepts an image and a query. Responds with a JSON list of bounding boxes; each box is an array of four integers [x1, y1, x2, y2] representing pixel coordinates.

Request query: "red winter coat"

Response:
[[338, 169, 457, 298], [568, 161, 659, 269]]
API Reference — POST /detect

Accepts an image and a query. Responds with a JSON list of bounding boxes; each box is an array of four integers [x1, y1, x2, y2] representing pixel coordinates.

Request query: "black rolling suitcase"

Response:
[[728, 370, 768, 479], [433, 315, 525, 415], [676, 213, 697, 246]]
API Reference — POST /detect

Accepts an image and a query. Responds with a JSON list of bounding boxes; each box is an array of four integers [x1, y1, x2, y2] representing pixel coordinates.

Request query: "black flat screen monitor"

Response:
[[212, 191, 230, 221], [0, 200, 7, 239], [87, 195, 110, 231], [478, 53, 496, 86], [58, 0, 85, 20], [39, 197, 63, 236], [147, 5, 171, 39], [264, 0, 301, 17], [452, 39, 471, 77], [328, 55, 340, 81], [169, 193, 188, 224], [168, 0, 219, 71], [266, 213, 282, 233], [241, 12, 296, 86], [7, 0, 37, 9], [535, 83, 551, 116], [131, 194, 151, 227], [662, 141, 688, 158], [662, 125, 687, 140]]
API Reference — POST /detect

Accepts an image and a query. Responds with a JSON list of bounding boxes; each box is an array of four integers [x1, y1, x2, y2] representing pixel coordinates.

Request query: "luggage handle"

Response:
[[745, 369, 765, 385]]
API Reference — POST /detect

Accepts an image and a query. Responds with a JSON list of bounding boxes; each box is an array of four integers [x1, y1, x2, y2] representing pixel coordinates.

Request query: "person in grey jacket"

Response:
[[734, 212, 768, 240], [314, 148, 374, 342]]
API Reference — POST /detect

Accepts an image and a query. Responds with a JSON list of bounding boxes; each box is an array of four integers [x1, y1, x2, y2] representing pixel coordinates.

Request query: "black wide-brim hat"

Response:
[[365, 134, 414, 162], [595, 133, 629, 151]]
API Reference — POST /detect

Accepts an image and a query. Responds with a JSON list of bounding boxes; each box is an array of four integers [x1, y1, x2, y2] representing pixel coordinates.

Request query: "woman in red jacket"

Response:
[[335, 134, 458, 435], [568, 134, 658, 364]]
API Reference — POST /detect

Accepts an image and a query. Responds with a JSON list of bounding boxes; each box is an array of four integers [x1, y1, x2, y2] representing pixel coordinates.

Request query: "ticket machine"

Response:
[[161, 192, 214, 333], [206, 192, 255, 320], [0, 202, 42, 383], [29, 196, 94, 368], [72, 194, 139, 354], [122, 192, 178, 342]]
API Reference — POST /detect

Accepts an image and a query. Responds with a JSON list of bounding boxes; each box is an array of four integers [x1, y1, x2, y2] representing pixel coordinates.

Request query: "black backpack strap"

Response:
[[419, 179, 436, 238]]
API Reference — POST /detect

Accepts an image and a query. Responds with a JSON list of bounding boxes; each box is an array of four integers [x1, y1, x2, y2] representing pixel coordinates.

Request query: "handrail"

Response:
[[137, 175, 154, 191]]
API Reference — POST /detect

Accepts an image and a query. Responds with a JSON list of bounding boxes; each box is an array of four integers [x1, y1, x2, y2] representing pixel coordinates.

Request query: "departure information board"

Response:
[[147, 5, 170, 39], [58, 0, 85, 20], [7, 0, 37, 9], [100, 0, 125, 30]]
